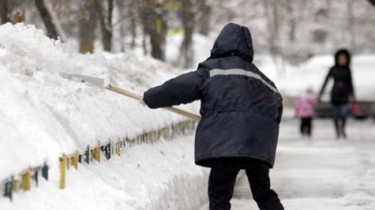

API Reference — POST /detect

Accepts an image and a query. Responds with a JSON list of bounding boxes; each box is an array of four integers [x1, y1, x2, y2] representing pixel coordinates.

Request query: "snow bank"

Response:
[[0, 22, 182, 179], [0, 23, 206, 210], [0, 64, 75, 179]]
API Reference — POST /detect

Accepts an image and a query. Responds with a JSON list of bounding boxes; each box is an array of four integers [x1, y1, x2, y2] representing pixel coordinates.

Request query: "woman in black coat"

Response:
[[319, 49, 355, 139], [143, 23, 284, 210]]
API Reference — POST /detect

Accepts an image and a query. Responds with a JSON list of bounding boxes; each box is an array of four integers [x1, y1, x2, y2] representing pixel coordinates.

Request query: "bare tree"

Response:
[[129, 0, 139, 50], [140, 0, 166, 60], [93, 0, 113, 51], [0, 0, 10, 24], [196, 0, 210, 36], [178, 0, 194, 68], [347, 0, 356, 53], [79, 0, 97, 53], [115, 0, 139, 51], [286, 0, 296, 42], [34, 0, 60, 40], [262, 0, 280, 57]]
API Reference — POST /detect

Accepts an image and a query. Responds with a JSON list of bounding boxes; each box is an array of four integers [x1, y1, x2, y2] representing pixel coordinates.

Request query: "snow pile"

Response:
[[0, 65, 75, 179], [0, 23, 206, 210]]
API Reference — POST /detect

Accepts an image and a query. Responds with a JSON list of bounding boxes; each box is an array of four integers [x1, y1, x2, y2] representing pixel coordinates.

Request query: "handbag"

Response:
[[351, 102, 361, 116]]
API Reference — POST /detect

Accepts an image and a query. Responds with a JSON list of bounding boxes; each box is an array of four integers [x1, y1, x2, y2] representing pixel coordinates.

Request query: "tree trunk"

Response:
[[179, 0, 194, 68], [262, 0, 279, 56], [140, 1, 166, 61], [196, 0, 210, 36], [93, 0, 113, 52], [347, 0, 356, 53], [79, 1, 97, 54], [129, 0, 138, 49], [106, 0, 113, 51], [0, 0, 10, 24], [369, 0, 375, 6], [286, 0, 295, 42], [34, 0, 60, 40]]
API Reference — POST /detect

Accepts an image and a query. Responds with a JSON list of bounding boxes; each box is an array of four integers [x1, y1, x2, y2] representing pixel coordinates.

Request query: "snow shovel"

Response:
[[59, 73, 201, 122]]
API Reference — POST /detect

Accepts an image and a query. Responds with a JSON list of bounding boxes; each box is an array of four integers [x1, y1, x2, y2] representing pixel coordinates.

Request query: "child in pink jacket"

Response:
[[295, 88, 318, 137]]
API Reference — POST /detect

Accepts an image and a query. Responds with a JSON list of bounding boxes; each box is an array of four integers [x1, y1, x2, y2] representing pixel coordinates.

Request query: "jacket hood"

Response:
[[210, 23, 254, 62], [334, 49, 351, 67]]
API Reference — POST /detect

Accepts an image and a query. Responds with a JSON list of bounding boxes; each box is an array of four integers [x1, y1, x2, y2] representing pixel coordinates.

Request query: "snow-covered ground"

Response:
[[1, 23, 375, 210]]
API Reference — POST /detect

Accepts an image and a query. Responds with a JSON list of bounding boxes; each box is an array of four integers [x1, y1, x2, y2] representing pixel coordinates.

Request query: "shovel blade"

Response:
[[59, 72, 105, 88]]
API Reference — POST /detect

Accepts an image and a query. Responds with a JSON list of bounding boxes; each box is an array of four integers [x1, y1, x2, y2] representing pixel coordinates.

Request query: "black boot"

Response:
[[341, 118, 347, 139], [334, 119, 341, 139]]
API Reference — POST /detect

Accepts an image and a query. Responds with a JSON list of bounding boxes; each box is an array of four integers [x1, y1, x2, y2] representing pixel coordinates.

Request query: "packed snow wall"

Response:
[[0, 23, 207, 210]]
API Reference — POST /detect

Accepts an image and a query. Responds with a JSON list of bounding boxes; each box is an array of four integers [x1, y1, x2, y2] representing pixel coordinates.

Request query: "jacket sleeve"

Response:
[[348, 70, 355, 100], [143, 70, 206, 109], [319, 68, 332, 98]]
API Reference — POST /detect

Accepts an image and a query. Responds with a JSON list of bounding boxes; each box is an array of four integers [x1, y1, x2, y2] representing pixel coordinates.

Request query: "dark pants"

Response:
[[300, 117, 312, 137], [208, 160, 284, 210], [332, 104, 349, 138]]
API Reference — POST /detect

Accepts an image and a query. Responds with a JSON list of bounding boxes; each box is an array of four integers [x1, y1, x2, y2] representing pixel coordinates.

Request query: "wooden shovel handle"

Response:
[[106, 84, 201, 122]]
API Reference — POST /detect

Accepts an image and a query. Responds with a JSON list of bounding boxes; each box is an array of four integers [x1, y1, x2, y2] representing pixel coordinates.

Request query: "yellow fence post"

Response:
[[66, 156, 70, 170], [21, 170, 31, 191], [60, 154, 66, 189], [71, 151, 79, 170], [93, 142, 101, 162], [116, 141, 120, 157], [12, 178, 19, 192]]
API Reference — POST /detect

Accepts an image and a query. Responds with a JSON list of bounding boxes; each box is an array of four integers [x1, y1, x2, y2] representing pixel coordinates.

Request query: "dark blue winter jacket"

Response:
[[143, 23, 283, 168]]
